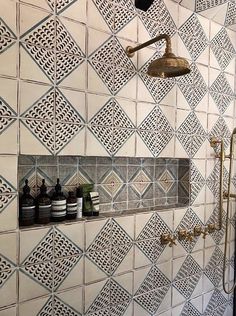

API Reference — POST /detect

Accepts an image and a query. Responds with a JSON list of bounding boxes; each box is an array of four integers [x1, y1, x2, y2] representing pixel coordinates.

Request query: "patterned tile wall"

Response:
[[18, 155, 190, 212], [0, 0, 236, 315]]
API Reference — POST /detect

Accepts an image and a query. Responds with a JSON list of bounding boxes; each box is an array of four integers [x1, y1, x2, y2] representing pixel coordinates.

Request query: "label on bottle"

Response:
[[51, 200, 66, 218], [38, 204, 51, 219], [21, 205, 35, 220], [77, 197, 83, 218], [67, 202, 77, 215]]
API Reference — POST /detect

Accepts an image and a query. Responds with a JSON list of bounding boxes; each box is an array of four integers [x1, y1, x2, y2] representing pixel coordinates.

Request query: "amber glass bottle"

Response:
[[51, 178, 66, 222], [66, 191, 77, 220], [19, 179, 35, 226], [36, 179, 51, 224]]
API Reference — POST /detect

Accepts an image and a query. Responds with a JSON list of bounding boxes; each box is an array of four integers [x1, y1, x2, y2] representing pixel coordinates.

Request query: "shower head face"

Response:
[[147, 52, 191, 78]]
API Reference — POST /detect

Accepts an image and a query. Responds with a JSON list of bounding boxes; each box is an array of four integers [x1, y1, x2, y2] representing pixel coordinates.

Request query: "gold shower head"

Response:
[[126, 34, 190, 78]]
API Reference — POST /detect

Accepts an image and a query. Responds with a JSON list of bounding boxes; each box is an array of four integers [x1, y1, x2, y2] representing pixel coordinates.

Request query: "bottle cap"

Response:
[[40, 179, 47, 194], [23, 179, 30, 194], [55, 178, 61, 192]]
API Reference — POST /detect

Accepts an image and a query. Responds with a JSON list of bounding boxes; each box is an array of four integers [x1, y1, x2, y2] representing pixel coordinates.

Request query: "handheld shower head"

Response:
[[126, 34, 190, 78]]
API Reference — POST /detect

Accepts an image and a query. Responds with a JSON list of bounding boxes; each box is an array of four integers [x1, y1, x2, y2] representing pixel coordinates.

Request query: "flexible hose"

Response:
[[223, 128, 236, 294]]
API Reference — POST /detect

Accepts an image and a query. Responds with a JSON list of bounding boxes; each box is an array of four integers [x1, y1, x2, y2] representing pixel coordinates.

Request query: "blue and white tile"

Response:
[[0, 269, 17, 308], [87, 0, 114, 33]]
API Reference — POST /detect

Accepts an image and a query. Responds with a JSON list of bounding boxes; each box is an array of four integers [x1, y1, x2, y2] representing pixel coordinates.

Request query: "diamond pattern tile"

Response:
[[190, 162, 205, 204], [204, 289, 227, 315], [177, 112, 206, 157], [0, 175, 16, 213], [130, 169, 151, 196], [206, 206, 226, 244], [0, 97, 16, 134], [211, 27, 235, 70], [0, 255, 15, 287], [225, 1, 236, 27], [0, 17, 16, 53], [89, 98, 135, 155], [195, 0, 228, 12], [206, 162, 229, 198], [181, 301, 202, 316], [205, 246, 224, 287], [140, 0, 176, 41], [101, 170, 124, 198], [173, 255, 202, 298], [89, 37, 136, 94], [54, 296, 81, 316], [175, 208, 203, 252], [21, 88, 84, 154], [210, 72, 234, 114], [178, 63, 208, 109], [179, 14, 208, 60], [159, 169, 174, 193]]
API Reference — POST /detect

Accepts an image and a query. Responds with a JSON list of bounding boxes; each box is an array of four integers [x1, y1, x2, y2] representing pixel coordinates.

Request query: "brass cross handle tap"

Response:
[[202, 228, 208, 239], [186, 231, 194, 242], [207, 223, 216, 234], [160, 233, 177, 247]]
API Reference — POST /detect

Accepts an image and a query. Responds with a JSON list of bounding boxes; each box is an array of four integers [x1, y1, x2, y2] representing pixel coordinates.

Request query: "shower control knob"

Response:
[[202, 228, 208, 239], [169, 235, 177, 247], [186, 231, 193, 242]]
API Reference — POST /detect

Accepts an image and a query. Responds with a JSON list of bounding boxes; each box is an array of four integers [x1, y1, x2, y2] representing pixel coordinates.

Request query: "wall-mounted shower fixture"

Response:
[[125, 34, 191, 78], [160, 233, 177, 247], [210, 128, 236, 294]]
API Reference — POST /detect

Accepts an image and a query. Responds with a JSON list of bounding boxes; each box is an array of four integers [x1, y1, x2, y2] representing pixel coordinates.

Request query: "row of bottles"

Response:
[[19, 178, 99, 226]]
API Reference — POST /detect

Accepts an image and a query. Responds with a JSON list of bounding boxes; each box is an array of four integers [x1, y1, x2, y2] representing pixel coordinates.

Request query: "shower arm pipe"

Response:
[[126, 34, 172, 57]]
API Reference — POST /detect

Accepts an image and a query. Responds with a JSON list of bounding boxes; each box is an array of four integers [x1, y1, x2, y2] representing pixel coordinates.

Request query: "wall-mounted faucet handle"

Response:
[[178, 229, 187, 241], [193, 225, 202, 237], [186, 231, 194, 242], [160, 233, 176, 247], [207, 223, 216, 234], [202, 228, 208, 239]]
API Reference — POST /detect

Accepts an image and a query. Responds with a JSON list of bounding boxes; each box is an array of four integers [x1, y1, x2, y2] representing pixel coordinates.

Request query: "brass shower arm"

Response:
[[126, 34, 172, 58]]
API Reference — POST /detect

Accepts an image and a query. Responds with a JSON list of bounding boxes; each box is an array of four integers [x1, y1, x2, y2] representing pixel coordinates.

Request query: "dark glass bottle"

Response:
[[36, 179, 51, 224], [19, 179, 35, 226], [66, 191, 77, 220], [51, 178, 66, 222]]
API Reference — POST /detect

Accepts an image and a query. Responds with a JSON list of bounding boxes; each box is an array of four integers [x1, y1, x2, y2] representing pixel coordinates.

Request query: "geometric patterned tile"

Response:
[[0, 17, 17, 53], [204, 246, 224, 287], [203, 289, 227, 315], [195, 0, 228, 13], [175, 208, 203, 252], [0, 175, 16, 213], [130, 169, 151, 196], [138, 106, 174, 157], [206, 162, 229, 199], [89, 98, 135, 155], [22, 228, 54, 265], [190, 162, 205, 205], [177, 112, 206, 157], [89, 37, 135, 94], [159, 169, 174, 193], [210, 72, 234, 114], [225, 1, 236, 28], [54, 296, 82, 316], [181, 301, 202, 316], [211, 27, 235, 70], [0, 97, 17, 134], [111, 243, 132, 274], [173, 255, 202, 299], [53, 256, 82, 290], [178, 63, 208, 110], [139, 0, 176, 41], [54, 0, 78, 14], [54, 228, 83, 258], [179, 14, 208, 60]]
